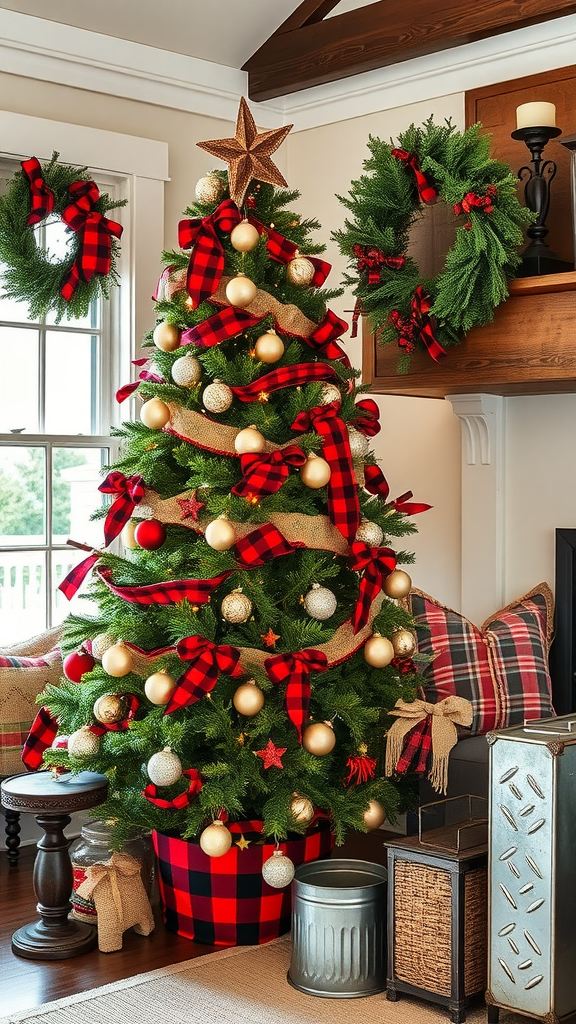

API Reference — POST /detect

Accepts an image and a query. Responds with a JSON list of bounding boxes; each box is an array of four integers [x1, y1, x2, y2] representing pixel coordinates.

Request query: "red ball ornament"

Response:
[[63, 650, 95, 683], [134, 519, 166, 551]]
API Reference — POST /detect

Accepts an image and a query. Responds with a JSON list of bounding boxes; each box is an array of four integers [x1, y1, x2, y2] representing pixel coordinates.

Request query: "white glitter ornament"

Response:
[[355, 519, 384, 547], [147, 747, 182, 787], [221, 589, 253, 623], [319, 382, 342, 406], [68, 727, 100, 759], [348, 425, 370, 459], [195, 173, 224, 205], [262, 850, 295, 888], [91, 632, 115, 661], [203, 380, 233, 413], [303, 583, 337, 621], [171, 354, 201, 387]]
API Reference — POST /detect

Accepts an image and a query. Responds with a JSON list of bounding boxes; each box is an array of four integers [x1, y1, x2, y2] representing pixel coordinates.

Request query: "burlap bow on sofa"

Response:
[[385, 696, 473, 795]]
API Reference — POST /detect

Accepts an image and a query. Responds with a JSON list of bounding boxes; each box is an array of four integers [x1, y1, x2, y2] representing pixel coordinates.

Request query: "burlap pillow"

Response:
[[0, 625, 63, 776]]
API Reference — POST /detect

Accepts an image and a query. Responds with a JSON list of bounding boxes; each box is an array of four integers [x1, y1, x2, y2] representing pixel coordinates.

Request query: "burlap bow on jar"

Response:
[[76, 851, 154, 952], [385, 696, 473, 795]]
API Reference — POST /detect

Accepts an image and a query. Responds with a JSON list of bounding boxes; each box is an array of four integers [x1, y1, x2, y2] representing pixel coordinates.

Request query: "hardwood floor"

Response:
[[0, 830, 390, 1017]]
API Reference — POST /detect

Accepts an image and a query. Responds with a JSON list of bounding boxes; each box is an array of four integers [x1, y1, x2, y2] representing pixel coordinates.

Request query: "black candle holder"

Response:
[[511, 124, 572, 276]]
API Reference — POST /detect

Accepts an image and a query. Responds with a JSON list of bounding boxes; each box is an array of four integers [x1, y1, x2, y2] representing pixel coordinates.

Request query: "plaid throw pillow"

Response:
[[0, 639, 63, 776], [409, 584, 555, 735]]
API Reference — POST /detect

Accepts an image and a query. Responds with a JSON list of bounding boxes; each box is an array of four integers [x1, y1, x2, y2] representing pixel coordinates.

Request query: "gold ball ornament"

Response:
[[93, 693, 128, 725], [303, 720, 336, 756], [233, 679, 265, 716], [202, 380, 233, 414], [262, 850, 295, 888], [171, 354, 201, 387], [195, 173, 224, 205], [140, 397, 170, 430], [290, 793, 314, 824], [319, 382, 342, 406], [234, 425, 266, 454], [91, 632, 115, 661], [147, 747, 182, 787], [225, 273, 257, 308], [348, 425, 370, 459], [199, 820, 233, 858], [254, 330, 284, 364], [221, 589, 253, 624], [303, 583, 337, 621], [205, 516, 237, 551], [391, 628, 417, 658], [145, 670, 177, 705], [68, 726, 100, 760], [383, 569, 412, 600], [122, 520, 139, 549], [299, 452, 331, 489], [101, 643, 134, 678], [363, 799, 386, 831], [287, 255, 315, 287], [355, 519, 384, 547], [364, 633, 395, 668], [230, 219, 260, 252], [152, 321, 180, 352]]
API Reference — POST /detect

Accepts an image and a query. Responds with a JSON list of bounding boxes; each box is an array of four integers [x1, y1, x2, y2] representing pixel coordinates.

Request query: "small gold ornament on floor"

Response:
[[144, 670, 177, 705], [262, 849, 295, 888], [234, 425, 266, 454], [287, 255, 315, 287], [152, 321, 180, 352], [233, 678, 265, 716], [363, 799, 386, 831], [93, 693, 128, 725], [102, 642, 134, 678], [355, 519, 384, 547], [364, 632, 395, 668], [290, 793, 314, 823], [222, 588, 253, 623], [202, 379, 233, 413], [205, 515, 237, 551], [348, 425, 370, 459], [300, 452, 331, 489], [140, 397, 170, 429], [230, 219, 260, 252], [199, 820, 233, 858], [303, 583, 337, 621], [195, 173, 224, 205], [391, 627, 417, 658], [91, 632, 115, 661], [303, 720, 336, 756], [146, 747, 182, 787], [254, 329, 284, 363], [68, 726, 101, 759], [319, 382, 341, 405], [383, 568, 412, 599], [225, 272, 257, 308], [171, 354, 201, 387]]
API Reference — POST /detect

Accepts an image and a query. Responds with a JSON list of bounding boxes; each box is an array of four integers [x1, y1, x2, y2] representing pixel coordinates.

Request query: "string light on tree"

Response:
[[234, 425, 266, 454], [225, 273, 257, 308], [300, 452, 331, 489], [171, 354, 201, 387], [364, 632, 395, 668], [254, 329, 284, 364], [222, 588, 253, 623], [230, 219, 259, 252], [233, 678, 265, 716], [205, 516, 237, 551], [195, 173, 224, 205], [262, 850, 295, 888], [152, 322, 180, 352], [102, 643, 134, 678], [383, 569, 412, 599], [147, 747, 182, 787], [140, 397, 170, 429], [303, 583, 337, 621], [203, 380, 233, 414], [144, 670, 177, 705], [355, 519, 384, 547], [199, 820, 233, 858], [303, 720, 336, 756]]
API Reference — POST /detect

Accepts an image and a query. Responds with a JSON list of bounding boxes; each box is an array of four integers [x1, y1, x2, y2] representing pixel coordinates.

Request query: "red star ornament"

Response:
[[261, 628, 280, 648], [177, 491, 205, 521], [255, 739, 287, 770]]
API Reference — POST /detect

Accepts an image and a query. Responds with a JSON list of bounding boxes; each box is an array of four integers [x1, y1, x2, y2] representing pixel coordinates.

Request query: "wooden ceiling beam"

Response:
[[243, 0, 576, 101]]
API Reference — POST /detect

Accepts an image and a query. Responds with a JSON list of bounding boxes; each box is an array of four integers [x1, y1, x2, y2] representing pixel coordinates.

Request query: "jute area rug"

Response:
[[0, 935, 528, 1024]]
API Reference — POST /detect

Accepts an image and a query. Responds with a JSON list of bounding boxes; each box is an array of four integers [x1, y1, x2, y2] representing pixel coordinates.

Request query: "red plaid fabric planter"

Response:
[[153, 819, 334, 946]]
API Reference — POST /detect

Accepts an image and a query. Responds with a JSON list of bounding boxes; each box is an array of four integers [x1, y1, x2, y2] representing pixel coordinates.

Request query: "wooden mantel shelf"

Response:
[[364, 271, 576, 398]]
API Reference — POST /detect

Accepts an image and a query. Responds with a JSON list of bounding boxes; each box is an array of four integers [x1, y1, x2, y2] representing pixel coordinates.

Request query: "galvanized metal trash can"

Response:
[[288, 858, 387, 998]]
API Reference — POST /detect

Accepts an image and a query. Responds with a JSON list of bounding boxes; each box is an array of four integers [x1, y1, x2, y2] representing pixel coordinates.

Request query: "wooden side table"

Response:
[[1, 771, 108, 960]]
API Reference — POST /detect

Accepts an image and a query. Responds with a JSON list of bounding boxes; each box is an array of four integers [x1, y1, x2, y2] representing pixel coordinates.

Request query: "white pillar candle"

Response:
[[516, 101, 556, 130]]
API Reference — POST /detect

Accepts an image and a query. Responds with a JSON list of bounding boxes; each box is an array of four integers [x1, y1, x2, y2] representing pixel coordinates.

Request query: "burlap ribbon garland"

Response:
[[384, 696, 473, 795]]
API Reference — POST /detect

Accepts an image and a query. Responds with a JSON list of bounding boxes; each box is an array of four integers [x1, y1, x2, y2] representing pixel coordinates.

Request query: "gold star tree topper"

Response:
[[197, 97, 293, 208]]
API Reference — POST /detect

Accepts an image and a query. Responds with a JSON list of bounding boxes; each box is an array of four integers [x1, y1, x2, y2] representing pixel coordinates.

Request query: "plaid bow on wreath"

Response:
[[21, 157, 55, 225], [60, 180, 123, 301]]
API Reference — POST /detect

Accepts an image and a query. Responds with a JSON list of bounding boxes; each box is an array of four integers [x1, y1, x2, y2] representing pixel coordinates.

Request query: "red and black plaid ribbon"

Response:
[[231, 363, 339, 402], [166, 636, 243, 714], [343, 752, 377, 787], [58, 553, 100, 601], [389, 286, 446, 362], [350, 541, 397, 632], [265, 230, 331, 287], [116, 359, 164, 403], [98, 472, 146, 546], [454, 184, 496, 218], [91, 693, 140, 735], [352, 244, 406, 284], [352, 398, 380, 437], [60, 181, 123, 301], [391, 148, 438, 205], [21, 706, 59, 769], [231, 446, 307, 499], [178, 199, 242, 308], [395, 716, 433, 776], [364, 464, 390, 501], [305, 309, 350, 366], [264, 649, 328, 740], [292, 401, 360, 543], [392, 490, 432, 515], [143, 768, 203, 808], [181, 306, 260, 348], [21, 157, 55, 225]]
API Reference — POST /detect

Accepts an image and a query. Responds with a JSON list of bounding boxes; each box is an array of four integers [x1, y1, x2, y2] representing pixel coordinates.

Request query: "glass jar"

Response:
[[69, 819, 155, 924]]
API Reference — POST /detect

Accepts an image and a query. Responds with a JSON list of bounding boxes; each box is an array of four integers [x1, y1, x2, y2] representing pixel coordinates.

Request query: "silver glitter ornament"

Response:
[[171, 354, 201, 387], [319, 382, 342, 406], [203, 379, 233, 413], [221, 589, 253, 623], [303, 583, 337, 621], [262, 850, 295, 888], [348, 425, 370, 458], [146, 747, 182, 787], [91, 632, 115, 661], [195, 174, 224, 205], [355, 519, 384, 547]]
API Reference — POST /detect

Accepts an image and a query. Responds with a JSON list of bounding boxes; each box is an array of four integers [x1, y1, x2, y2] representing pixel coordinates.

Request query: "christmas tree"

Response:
[[32, 100, 429, 858]]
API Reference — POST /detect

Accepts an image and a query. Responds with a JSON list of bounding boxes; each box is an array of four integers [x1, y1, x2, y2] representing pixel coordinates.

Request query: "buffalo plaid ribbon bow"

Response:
[[351, 398, 381, 437], [264, 649, 328, 740], [385, 696, 473, 794], [60, 180, 123, 301], [352, 244, 406, 284], [394, 717, 433, 776], [264, 227, 331, 287], [231, 446, 307, 500], [178, 199, 242, 308], [305, 309, 350, 367], [21, 157, 55, 225], [166, 636, 243, 714], [99, 472, 146, 546], [22, 706, 59, 769], [363, 466, 431, 517], [231, 362, 339, 402], [349, 540, 397, 633], [143, 768, 203, 809], [454, 184, 497, 219], [292, 401, 360, 543], [391, 148, 438, 205], [389, 286, 446, 362]]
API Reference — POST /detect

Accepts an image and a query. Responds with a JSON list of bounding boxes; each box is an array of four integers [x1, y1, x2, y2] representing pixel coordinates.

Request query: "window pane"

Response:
[[45, 331, 98, 434], [0, 550, 47, 645], [0, 326, 39, 433], [52, 549, 99, 626], [0, 446, 46, 545], [52, 447, 108, 546], [0, 264, 35, 324]]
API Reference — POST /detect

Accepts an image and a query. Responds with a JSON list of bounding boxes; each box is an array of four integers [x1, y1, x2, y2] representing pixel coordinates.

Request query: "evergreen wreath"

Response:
[[0, 151, 126, 323], [334, 119, 532, 372]]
